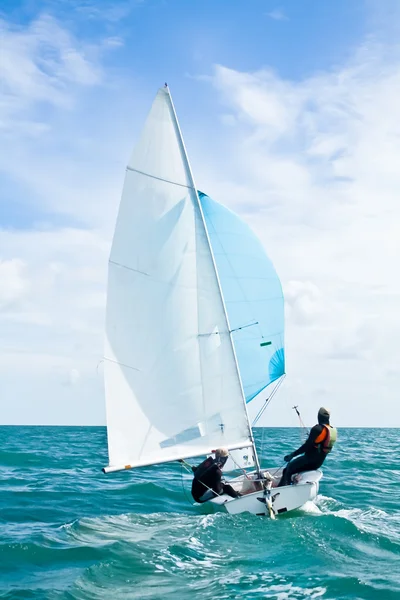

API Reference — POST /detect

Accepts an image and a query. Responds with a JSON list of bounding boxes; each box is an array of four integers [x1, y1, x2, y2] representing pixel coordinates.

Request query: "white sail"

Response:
[[221, 447, 256, 473], [103, 87, 253, 472]]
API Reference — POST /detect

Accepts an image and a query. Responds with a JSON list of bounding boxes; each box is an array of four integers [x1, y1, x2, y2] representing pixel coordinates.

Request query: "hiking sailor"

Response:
[[191, 447, 241, 502], [278, 407, 337, 487]]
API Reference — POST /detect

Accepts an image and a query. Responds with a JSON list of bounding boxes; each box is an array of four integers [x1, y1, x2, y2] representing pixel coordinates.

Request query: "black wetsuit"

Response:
[[278, 423, 329, 487], [191, 457, 239, 503]]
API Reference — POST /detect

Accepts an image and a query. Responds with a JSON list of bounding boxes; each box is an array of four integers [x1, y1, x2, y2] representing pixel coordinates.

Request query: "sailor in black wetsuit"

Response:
[[191, 447, 241, 503], [278, 407, 337, 487]]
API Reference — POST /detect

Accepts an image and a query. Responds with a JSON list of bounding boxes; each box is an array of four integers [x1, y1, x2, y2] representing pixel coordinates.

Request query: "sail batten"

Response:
[[126, 165, 195, 190]]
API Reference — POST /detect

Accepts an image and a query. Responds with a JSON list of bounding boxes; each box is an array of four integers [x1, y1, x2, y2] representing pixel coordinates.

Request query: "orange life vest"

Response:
[[314, 425, 337, 454]]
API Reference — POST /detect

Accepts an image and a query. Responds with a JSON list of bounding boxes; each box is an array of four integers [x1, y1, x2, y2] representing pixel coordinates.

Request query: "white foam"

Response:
[[300, 501, 322, 515]]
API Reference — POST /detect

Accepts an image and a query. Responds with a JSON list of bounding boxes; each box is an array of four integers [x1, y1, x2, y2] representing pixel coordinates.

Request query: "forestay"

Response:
[[199, 193, 285, 403], [103, 87, 253, 472]]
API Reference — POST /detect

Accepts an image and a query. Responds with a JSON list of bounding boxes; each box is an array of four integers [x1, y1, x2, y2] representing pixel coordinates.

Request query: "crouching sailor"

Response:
[[278, 407, 337, 487], [191, 447, 241, 502]]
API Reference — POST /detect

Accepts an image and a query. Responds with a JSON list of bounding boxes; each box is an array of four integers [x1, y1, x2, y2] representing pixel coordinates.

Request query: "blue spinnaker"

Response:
[[199, 192, 285, 403]]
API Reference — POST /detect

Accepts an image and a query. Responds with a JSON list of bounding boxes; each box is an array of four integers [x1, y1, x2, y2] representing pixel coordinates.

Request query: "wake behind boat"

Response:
[[101, 84, 322, 517]]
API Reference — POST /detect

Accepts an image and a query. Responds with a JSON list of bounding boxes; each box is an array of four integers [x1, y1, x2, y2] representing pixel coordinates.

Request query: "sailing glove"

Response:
[[284, 453, 294, 462]]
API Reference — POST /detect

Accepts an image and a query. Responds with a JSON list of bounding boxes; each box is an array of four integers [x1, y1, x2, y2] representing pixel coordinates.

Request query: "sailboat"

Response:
[[102, 85, 322, 517]]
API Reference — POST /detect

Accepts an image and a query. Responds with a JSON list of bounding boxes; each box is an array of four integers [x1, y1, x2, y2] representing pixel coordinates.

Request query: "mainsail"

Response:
[[103, 87, 254, 473]]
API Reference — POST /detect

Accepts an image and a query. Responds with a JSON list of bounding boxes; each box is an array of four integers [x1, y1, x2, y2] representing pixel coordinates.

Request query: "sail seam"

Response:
[[104, 356, 141, 372], [109, 260, 149, 276], [126, 166, 194, 190]]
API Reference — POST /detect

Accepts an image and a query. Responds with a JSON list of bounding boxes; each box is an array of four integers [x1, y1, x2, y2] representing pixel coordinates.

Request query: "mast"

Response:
[[165, 85, 262, 475]]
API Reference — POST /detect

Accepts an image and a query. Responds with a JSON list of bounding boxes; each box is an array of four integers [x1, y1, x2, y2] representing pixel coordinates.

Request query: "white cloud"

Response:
[[0, 259, 29, 310], [201, 43, 400, 426], [72, 0, 144, 23], [0, 13, 132, 424], [1, 10, 400, 427], [0, 14, 105, 133], [284, 281, 322, 325], [0, 227, 108, 424], [266, 9, 288, 21], [0, 13, 131, 228], [220, 114, 237, 127]]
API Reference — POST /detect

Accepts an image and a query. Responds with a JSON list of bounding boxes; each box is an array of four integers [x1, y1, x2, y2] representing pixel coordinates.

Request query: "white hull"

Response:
[[208, 468, 322, 517]]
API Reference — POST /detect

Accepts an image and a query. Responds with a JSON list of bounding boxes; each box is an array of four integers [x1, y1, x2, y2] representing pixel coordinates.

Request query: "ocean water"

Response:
[[0, 427, 399, 600]]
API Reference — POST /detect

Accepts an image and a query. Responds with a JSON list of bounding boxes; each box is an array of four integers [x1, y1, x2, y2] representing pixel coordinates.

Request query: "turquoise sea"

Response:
[[0, 426, 399, 599]]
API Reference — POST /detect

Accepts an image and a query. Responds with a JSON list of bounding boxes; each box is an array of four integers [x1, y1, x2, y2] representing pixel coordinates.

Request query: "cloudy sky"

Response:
[[1, 0, 400, 427]]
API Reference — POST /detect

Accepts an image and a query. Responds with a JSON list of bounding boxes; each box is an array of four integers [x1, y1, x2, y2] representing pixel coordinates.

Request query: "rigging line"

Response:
[[180, 463, 196, 506], [227, 451, 251, 480], [230, 321, 259, 333], [261, 425, 266, 467], [247, 373, 283, 392], [198, 331, 228, 337], [252, 375, 286, 427], [292, 405, 309, 433], [179, 459, 225, 497], [198, 321, 259, 336], [253, 376, 285, 473], [271, 462, 286, 477], [258, 439, 285, 480], [292, 405, 309, 442], [253, 398, 271, 427]]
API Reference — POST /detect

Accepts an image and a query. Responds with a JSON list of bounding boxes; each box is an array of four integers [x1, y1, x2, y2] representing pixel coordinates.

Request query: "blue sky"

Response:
[[1, 0, 400, 426]]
